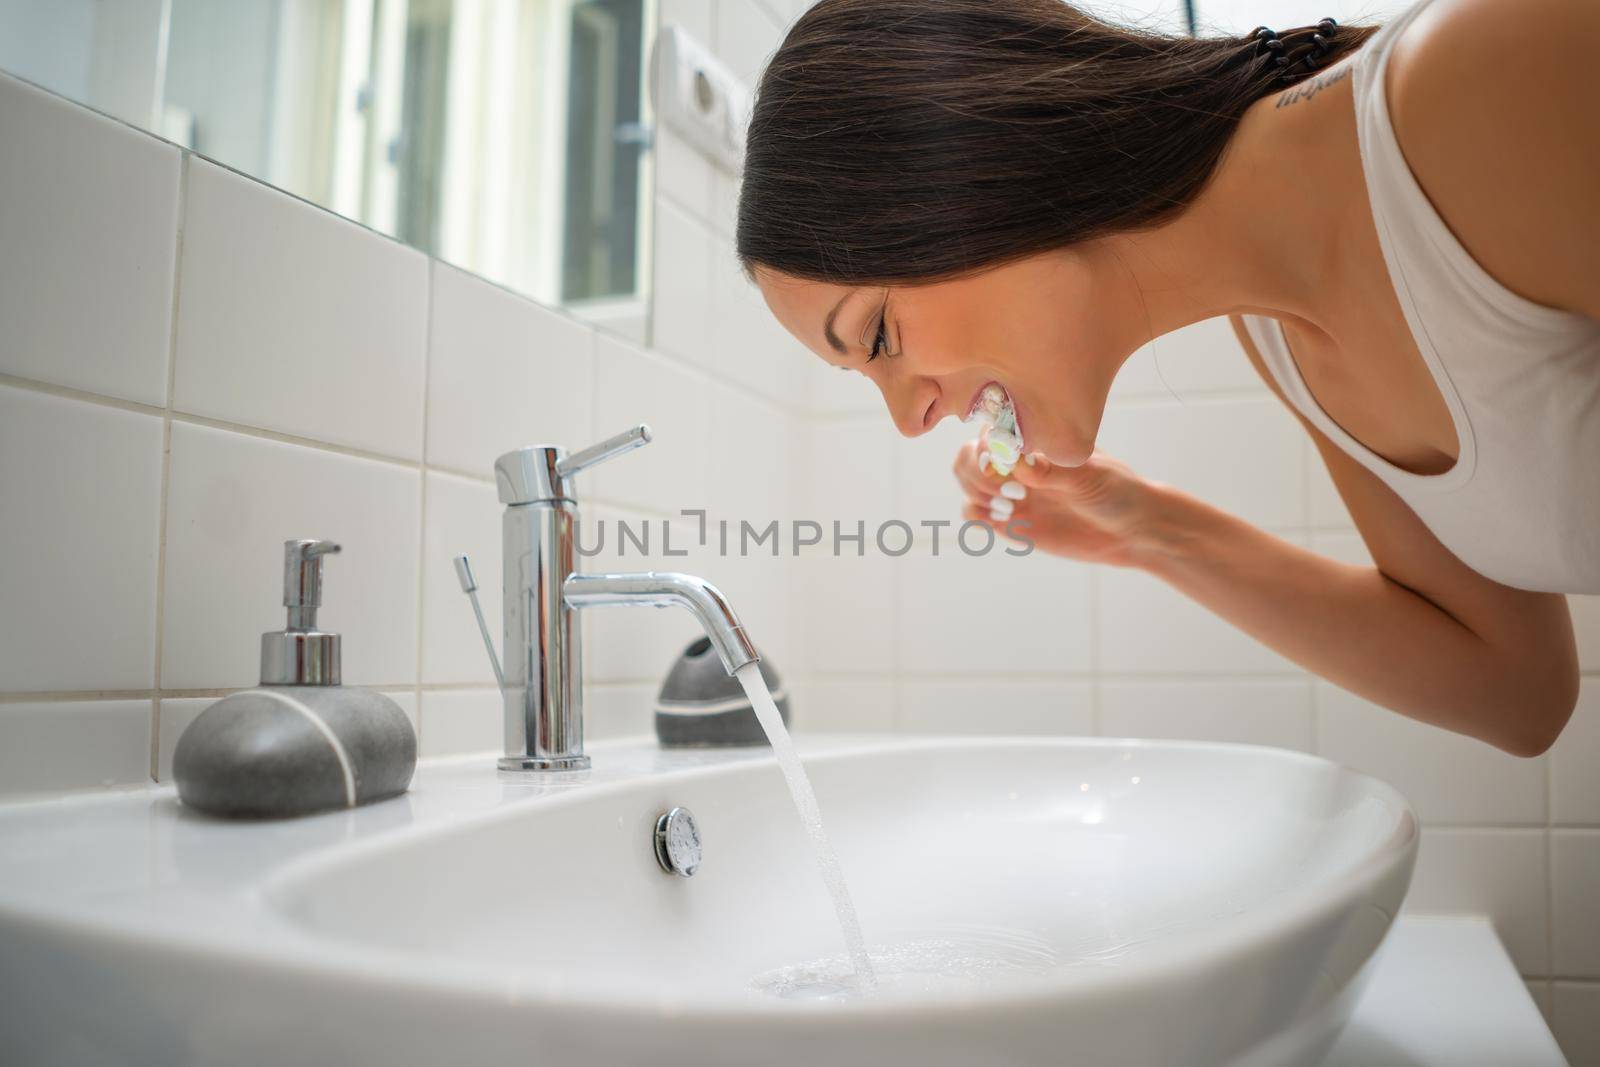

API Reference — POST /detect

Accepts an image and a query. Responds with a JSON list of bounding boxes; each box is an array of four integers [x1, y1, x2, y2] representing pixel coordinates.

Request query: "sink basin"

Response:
[[0, 736, 1415, 1066]]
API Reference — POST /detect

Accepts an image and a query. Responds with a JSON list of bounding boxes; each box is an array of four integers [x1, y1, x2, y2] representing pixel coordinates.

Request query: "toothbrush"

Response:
[[966, 383, 1024, 477]]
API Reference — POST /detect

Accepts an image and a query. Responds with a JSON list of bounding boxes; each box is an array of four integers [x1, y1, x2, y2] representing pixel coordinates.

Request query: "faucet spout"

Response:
[[564, 571, 759, 674]]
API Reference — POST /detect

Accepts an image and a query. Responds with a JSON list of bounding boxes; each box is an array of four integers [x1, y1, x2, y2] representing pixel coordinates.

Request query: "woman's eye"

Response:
[[866, 320, 888, 362]]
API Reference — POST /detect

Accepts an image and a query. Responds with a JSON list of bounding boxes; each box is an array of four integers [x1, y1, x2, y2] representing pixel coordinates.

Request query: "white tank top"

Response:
[[1240, 0, 1600, 594]]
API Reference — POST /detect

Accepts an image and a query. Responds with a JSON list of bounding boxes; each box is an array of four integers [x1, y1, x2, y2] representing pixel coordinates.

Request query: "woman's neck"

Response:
[[1097, 59, 1371, 351]]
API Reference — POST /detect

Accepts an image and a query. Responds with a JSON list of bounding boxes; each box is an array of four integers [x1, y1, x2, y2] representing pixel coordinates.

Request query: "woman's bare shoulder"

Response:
[[1384, 0, 1600, 316]]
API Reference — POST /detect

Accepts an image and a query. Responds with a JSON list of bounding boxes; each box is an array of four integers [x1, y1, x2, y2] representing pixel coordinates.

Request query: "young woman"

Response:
[[737, 0, 1599, 755]]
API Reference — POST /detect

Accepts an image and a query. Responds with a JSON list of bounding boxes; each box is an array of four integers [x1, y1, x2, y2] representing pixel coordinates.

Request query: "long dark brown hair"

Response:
[[737, 0, 1376, 285]]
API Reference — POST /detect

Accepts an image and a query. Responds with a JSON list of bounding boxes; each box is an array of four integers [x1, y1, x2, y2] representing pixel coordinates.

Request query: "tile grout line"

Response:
[[1545, 745, 1555, 983], [1302, 434, 1322, 756], [149, 151, 189, 782], [0, 372, 165, 417], [11, 668, 1600, 700], [1089, 565, 1103, 736], [413, 265, 437, 753]]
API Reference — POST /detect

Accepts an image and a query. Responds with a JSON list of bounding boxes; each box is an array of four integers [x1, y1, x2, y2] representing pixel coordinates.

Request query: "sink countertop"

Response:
[[1330, 915, 1565, 1067]]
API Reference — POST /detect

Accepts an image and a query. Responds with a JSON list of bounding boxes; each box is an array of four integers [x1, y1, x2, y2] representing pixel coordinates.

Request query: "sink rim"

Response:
[[259, 735, 1420, 1019]]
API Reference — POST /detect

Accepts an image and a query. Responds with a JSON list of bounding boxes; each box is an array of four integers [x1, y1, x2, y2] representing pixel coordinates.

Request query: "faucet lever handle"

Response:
[[556, 423, 652, 479]]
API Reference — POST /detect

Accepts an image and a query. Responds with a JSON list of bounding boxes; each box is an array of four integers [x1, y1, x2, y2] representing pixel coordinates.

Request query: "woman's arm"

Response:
[[1132, 460, 1578, 758], [1000, 425, 1579, 756], [1136, 316, 1580, 757]]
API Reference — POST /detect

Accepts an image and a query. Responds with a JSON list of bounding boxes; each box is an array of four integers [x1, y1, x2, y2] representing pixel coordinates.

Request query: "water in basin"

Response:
[[753, 924, 1060, 1002]]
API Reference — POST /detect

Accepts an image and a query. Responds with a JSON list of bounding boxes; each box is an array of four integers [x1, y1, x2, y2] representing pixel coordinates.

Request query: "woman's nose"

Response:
[[876, 376, 942, 438]]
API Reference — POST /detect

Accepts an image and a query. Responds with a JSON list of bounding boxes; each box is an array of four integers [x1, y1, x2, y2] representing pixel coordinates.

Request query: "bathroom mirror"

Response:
[[0, 0, 656, 343]]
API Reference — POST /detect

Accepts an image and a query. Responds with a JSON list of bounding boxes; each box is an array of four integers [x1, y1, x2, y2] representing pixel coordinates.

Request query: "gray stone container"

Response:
[[655, 637, 789, 746], [173, 686, 416, 818]]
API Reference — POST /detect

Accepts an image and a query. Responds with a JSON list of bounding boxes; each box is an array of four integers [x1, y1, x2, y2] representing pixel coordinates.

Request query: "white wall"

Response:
[[2, 0, 1598, 1059]]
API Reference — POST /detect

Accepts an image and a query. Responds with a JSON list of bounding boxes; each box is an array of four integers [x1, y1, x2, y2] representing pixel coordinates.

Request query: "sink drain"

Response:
[[654, 807, 702, 877]]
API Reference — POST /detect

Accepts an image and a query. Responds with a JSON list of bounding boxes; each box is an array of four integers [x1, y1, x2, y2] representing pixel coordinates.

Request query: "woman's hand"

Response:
[[952, 429, 1166, 567]]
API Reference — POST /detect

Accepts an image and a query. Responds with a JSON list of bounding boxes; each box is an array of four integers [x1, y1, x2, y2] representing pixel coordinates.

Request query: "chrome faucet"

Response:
[[456, 425, 758, 771]]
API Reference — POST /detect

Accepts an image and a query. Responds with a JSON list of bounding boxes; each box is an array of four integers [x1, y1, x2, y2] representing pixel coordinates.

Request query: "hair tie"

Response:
[[1251, 18, 1340, 83]]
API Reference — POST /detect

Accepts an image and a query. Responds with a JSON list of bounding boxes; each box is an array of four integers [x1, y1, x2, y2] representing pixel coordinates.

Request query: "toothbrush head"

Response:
[[967, 384, 1023, 476]]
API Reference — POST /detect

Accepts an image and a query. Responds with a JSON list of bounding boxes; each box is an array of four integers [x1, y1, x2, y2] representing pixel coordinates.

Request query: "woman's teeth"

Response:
[[966, 383, 1024, 477]]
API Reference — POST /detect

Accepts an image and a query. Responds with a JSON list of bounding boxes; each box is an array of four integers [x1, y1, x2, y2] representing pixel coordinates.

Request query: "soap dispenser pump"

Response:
[[261, 538, 343, 686], [173, 540, 417, 818]]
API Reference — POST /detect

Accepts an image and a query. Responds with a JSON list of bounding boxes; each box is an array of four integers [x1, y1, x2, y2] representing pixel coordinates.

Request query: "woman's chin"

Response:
[[1039, 436, 1094, 468]]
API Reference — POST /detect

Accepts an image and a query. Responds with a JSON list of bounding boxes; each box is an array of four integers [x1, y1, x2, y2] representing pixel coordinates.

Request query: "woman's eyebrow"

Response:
[[822, 291, 852, 354]]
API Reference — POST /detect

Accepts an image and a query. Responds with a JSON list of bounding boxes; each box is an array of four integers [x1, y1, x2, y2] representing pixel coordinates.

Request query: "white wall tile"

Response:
[[700, 535, 801, 672], [650, 200, 714, 367], [1100, 680, 1313, 750], [710, 170, 739, 239], [654, 128, 714, 222], [1095, 397, 1306, 531], [583, 511, 712, 683], [703, 384, 796, 524], [161, 422, 421, 689], [425, 262, 595, 479], [900, 680, 1093, 736], [1552, 680, 1600, 825], [1404, 829, 1547, 974], [713, 0, 783, 88], [419, 471, 500, 685], [810, 358, 885, 417], [892, 417, 984, 533], [798, 550, 896, 676], [897, 547, 1092, 675], [659, 0, 712, 43], [708, 234, 794, 403], [1570, 594, 1600, 670], [1318, 682, 1547, 825], [1308, 449, 1352, 528], [1310, 529, 1371, 566], [790, 677, 895, 733], [588, 335, 709, 515], [585, 683, 655, 741], [173, 160, 427, 459], [752, 0, 793, 32], [0, 386, 163, 691], [0, 701, 151, 794], [0, 73, 178, 405], [1099, 566, 1299, 675], [1550, 982, 1600, 1067], [156, 697, 209, 782], [418, 688, 500, 758], [807, 417, 898, 530], [1552, 831, 1600, 979]]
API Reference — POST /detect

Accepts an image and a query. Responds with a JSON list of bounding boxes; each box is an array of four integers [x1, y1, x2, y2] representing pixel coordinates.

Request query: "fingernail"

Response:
[[978, 451, 991, 474], [999, 481, 1026, 500], [1024, 452, 1040, 467], [988, 496, 1013, 518], [988, 507, 1008, 523]]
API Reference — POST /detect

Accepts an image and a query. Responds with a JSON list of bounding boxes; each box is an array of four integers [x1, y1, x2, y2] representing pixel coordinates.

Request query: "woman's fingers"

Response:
[[961, 503, 1033, 542], [1011, 450, 1112, 499]]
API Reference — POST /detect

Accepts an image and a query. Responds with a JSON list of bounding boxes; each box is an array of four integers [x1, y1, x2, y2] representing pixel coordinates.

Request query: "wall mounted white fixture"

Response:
[[652, 24, 752, 173]]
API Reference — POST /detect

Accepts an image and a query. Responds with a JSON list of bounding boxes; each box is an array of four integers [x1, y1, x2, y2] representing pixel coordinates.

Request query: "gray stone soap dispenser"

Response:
[[173, 540, 417, 818]]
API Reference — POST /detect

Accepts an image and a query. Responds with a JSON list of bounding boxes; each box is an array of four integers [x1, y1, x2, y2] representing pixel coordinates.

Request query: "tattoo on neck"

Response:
[[1275, 65, 1351, 109]]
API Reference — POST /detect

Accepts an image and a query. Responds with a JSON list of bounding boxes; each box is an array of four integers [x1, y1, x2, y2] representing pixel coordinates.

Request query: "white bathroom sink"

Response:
[[0, 736, 1415, 1067]]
